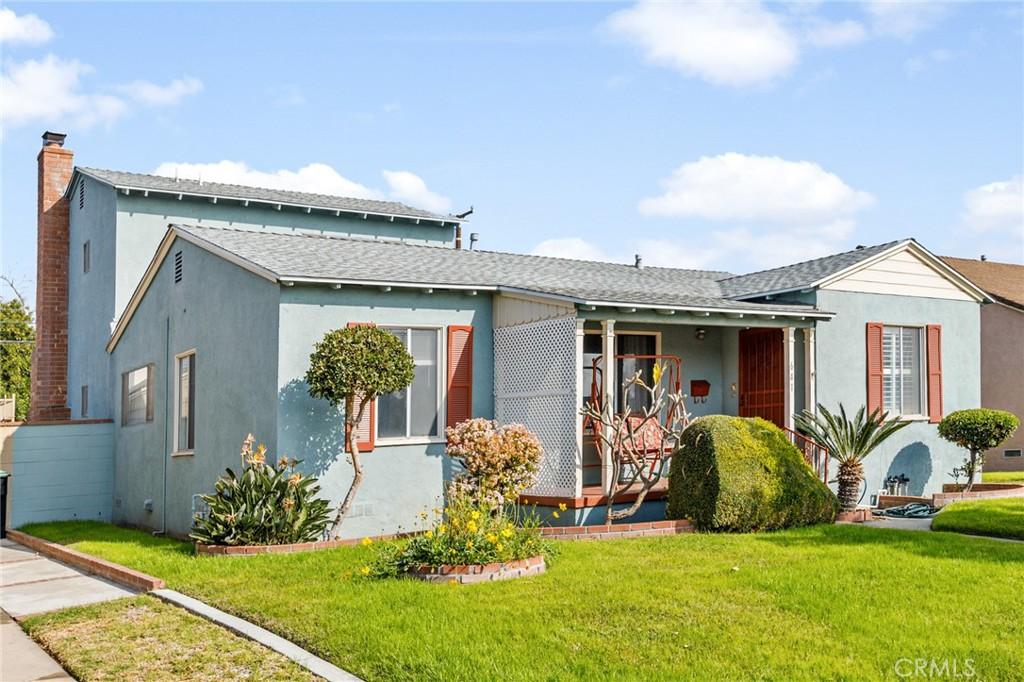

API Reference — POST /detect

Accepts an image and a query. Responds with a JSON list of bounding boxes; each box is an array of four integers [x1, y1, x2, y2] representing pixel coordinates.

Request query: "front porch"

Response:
[[493, 308, 825, 513]]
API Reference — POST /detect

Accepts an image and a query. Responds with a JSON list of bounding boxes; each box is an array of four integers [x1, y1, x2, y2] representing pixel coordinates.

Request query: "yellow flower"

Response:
[[501, 527, 513, 538], [250, 451, 266, 465], [361, 537, 373, 546], [359, 566, 371, 576], [471, 510, 481, 520], [486, 533, 498, 543], [653, 362, 663, 385], [496, 543, 504, 552], [552, 511, 560, 519], [466, 540, 474, 549], [425, 530, 434, 539], [466, 520, 478, 533], [438, 524, 447, 534], [558, 503, 568, 512], [448, 579, 458, 585]]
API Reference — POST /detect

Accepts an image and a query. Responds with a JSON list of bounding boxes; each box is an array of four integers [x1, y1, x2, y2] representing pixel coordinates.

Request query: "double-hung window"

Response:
[[881, 326, 925, 416], [377, 328, 442, 441], [175, 351, 196, 453]]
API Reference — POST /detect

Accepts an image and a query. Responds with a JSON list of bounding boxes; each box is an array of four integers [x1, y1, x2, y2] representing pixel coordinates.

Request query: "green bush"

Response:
[[190, 435, 331, 546], [667, 416, 838, 532]]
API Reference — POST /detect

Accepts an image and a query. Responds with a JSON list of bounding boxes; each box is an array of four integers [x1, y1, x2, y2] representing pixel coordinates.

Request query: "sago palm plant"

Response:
[[795, 404, 910, 512]]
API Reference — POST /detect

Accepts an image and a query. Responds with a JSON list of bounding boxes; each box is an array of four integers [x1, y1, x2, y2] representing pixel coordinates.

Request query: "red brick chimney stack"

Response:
[[29, 131, 73, 422]]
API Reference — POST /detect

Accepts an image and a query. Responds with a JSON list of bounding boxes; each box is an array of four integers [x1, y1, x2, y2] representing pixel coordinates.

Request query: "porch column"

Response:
[[783, 327, 795, 430], [601, 319, 616, 495], [803, 327, 817, 417], [574, 318, 585, 497]]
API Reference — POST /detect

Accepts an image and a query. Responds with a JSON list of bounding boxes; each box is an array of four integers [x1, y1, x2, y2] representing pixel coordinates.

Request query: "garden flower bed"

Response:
[[407, 556, 546, 584]]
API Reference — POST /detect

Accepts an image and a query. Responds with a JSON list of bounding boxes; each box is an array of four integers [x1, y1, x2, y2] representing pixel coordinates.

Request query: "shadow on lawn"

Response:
[[750, 523, 1024, 566]]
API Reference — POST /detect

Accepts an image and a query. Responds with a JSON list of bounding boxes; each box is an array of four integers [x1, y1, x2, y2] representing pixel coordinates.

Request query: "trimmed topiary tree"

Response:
[[667, 415, 838, 532], [938, 409, 1019, 491], [306, 325, 415, 538]]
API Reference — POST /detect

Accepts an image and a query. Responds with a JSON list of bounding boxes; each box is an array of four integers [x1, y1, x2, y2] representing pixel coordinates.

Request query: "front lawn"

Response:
[[932, 497, 1024, 541], [982, 470, 1024, 483], [22, 520, 1024, 681], [22, 595, 315, 681]]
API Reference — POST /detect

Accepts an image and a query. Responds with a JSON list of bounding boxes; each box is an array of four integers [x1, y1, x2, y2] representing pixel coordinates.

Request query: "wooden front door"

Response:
[[738, 329, 785, 427]]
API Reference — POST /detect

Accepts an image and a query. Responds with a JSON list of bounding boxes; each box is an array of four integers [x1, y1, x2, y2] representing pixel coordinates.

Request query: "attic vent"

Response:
[[174, 251, 183, 283], [78, 179, 85, 210]]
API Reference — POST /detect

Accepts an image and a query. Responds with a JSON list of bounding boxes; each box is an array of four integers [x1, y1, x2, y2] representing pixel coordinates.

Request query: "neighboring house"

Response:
[[28, 132, 989, 537], [942, 257, 1024, 472]]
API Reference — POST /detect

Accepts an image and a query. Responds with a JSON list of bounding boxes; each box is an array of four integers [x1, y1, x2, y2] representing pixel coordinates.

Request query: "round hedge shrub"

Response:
[[667, 416, 838, 532], [938, 409, 1019, 455]]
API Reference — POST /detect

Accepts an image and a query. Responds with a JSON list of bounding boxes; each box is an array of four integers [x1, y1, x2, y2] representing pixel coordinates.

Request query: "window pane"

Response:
[[177, 357, 191, 449], [882, 328, 897, 412], [127, 367, 148, 425], [411, 329, 437, 363], [410, 363, 438, 436], [901, 328, 921, 414], [378, 389, 407, 438]]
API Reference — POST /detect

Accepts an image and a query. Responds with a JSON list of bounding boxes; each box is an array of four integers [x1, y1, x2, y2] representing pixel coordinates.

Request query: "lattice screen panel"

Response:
[[494, 316, 579, 497]]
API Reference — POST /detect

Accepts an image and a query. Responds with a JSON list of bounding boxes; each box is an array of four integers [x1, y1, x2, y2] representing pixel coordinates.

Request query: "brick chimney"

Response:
[[29, 131, 73, 421]]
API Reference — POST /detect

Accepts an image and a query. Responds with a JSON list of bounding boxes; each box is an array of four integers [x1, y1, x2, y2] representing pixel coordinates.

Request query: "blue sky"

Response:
[[2, 1, 1022, 304]]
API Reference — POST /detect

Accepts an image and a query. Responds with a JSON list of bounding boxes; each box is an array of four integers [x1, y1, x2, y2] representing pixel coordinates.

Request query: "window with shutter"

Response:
[[869, 323, 931, 418], [446, 325, 474, 430]]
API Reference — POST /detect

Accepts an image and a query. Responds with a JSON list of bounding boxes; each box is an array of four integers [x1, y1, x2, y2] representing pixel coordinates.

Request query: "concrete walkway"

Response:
[[862, 516, 934, 531], [0, 538, 137, 681]]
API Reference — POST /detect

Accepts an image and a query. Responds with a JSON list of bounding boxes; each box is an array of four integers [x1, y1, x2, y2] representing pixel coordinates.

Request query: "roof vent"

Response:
[[980, 255, 988, 261], [855, 245, 865, 250], [469, 233, 479, 250], [174, 251, 183, 283], [634, 254, 643, 269]]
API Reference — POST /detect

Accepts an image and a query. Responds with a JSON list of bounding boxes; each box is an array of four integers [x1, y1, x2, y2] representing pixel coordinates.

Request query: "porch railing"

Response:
[[782, 426, 829, 484]]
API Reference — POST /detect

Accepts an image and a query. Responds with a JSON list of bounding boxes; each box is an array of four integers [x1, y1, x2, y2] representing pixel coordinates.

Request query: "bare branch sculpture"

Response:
[[581, 367, 691, 524]]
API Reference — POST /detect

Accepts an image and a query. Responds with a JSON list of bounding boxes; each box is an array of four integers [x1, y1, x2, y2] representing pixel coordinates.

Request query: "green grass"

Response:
[[21, 520, 1024, 681], [982, 470, 1024, 483], [21, 595, 315, 681], [932, 497, 1024, 541]]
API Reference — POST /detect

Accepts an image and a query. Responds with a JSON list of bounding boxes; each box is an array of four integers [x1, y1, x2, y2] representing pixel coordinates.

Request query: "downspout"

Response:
[[153, 315, 170, 535]]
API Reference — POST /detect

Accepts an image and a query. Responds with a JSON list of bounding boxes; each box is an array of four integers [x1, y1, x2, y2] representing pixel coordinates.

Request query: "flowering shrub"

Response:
[[363, 493, 554, 578], [190, 435, 331, 546], [445, 418, 542, 507]]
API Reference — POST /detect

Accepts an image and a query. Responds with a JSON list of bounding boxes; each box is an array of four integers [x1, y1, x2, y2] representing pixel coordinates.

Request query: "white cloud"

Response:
[[632, 238, 722, 269], [638, 153, 874, 222], [0, 8, 53, 46], [0, 55, 127, 129], [804, 19, 866, 48], [709, 220, 857, 269], [864, 0, 947, 39], [152, 161, 380, 199], [117, 77, 203, 106], [904, 48, 953, 76], [382, 170, 451, 213], [962, 176, 1024, 234], [605, 1, 799, 87], [152, 161, 453, 212], [531, 238, 611, 262]]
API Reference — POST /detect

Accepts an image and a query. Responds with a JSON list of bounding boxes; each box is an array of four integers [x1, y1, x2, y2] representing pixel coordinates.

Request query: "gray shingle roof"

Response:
[[716, 240, 907, 299], [76, 167, 457, 222], [173, 224, 829, 316]]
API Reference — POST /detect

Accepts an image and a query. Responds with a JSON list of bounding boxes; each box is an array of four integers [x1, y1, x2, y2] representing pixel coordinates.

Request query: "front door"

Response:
[[738, 328, 784, 427]]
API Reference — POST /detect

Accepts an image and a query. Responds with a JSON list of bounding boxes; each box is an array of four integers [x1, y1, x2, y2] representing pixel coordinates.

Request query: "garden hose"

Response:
[[871, 503, 938, 518]]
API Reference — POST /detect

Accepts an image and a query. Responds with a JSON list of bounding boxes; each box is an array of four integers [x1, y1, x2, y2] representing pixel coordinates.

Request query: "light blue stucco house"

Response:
[[28, 134, 991, 538]]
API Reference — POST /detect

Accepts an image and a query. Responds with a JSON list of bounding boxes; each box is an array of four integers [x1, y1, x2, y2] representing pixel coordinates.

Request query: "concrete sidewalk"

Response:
[[0, 538, 137, 681]]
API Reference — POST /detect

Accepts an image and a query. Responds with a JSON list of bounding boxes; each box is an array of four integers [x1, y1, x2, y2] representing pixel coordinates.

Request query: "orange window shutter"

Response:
[[866, 322, 884, 415], [926, 324, 943, 424], [347, 322, 376, 452], [446, 325, 474, 430]]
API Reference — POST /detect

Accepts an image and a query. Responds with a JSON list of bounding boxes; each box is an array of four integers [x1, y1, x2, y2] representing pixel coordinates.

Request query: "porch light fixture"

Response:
[[694, 327, 707, 341]]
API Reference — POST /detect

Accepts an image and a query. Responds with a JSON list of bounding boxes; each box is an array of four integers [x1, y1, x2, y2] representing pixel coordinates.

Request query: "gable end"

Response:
[[821, 244, 984, 301]]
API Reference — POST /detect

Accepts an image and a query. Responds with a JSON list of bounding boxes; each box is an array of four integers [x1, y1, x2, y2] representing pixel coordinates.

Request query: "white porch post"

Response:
[[804, 327, 817, 417], [783, 327, 795, 430], [574, 318, 585, 497], [601, 319, 616, 495]]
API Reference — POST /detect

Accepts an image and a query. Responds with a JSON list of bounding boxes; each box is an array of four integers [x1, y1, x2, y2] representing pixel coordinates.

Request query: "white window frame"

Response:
[[172, 349, 196, 456], [375, 326, 446, 446], [881, 325, 929, 420], [122, 365, 151, 427]]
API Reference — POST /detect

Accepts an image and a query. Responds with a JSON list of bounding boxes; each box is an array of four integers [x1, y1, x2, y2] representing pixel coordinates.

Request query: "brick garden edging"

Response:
[[408, 556, 546, 584], [7, 529, 165, 591], [540, 519, 693, 540]]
